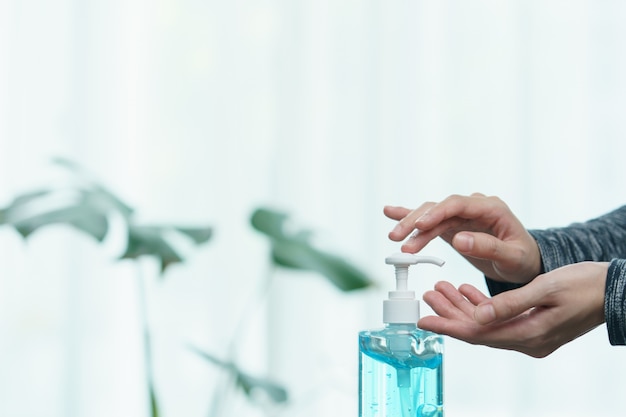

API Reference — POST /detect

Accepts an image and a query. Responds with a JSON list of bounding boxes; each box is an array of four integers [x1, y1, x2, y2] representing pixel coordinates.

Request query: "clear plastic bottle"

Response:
[[359, 253, 445, 417]]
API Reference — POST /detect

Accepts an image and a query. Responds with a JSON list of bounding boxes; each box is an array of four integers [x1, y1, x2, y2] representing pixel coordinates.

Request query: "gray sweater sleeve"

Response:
[[485, 205, 626, 345]]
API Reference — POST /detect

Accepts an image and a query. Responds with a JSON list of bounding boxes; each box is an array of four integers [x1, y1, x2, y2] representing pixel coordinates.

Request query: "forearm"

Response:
[[487, 206, 626, 296], [516, 208, 626, 346], [484, 207, 626, 345], [529, 206, 626, 270]]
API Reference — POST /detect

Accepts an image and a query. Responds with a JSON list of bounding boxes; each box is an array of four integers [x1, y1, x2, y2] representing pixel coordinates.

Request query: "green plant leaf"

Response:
[[7, 189, 52, 211], [235, 371, 288, 404], [175, 226, 214, 244], [0, 189, 53, 225], [121, 225, 213, 273], [271, 239, 372, 291], [53, 157, 135, 219], [52, 156, 85, 172], [189, 346, 288, 404], [0, 186, 125, 242], [250, 207, 373, 291], [11, 206, 109, 241], [250, 207, 289, 239], [121, 225, 184, 273], [84, 185, 134, 220]]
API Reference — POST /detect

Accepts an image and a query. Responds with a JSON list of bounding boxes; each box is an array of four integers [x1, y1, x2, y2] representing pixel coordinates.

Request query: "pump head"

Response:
[[383, 253, 445, 324]]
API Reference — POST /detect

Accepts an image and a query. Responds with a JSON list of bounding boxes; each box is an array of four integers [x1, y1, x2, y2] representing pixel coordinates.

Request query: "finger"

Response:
[[423, 281, 475, 319], [383, 205, 411, 221], [452, 231, 521, 263], [418, 315, 461, 336], [418, 315, 483, 344], [400, 216, 467, 253], [414, 194, 504, 232], [432, 281, 477, 317], [458, 283, 490, 306], [417, 315, 445, 333], [387, 202, 435, 242], [474, 279, 546, 324], [422, 288, 470, 321]]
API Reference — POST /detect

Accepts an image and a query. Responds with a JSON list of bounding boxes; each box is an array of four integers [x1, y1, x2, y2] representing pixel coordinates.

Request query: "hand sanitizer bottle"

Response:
[[359, 253, 445, 417]]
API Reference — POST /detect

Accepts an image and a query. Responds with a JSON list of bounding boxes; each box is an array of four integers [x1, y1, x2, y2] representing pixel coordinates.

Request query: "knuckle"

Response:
[[534, 274, 560, 301], [486, 236, 500, 257], [485, 195, 507, 210], [443, 194, 463, 206]]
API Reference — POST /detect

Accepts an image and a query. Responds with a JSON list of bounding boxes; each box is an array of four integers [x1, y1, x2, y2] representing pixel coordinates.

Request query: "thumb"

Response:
[[453, 231, 517, 263], [474, 282, 542, 324]]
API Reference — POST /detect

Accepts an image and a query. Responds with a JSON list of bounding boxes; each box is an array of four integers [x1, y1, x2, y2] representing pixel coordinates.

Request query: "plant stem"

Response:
[[136, 263, 160, 417], [208, 264, 277, 417], [227, 264, 276, 353], [207, 367, 235, 417]]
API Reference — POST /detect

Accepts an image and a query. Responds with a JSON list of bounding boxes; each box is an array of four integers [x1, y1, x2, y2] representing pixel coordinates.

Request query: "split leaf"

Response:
[[250, 207, 373, 291]]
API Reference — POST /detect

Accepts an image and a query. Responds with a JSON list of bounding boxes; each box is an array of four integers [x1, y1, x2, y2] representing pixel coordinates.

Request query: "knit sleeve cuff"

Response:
[[528, 229, 561, 273], [484, 279, 523, 296], [605, 258, 626, 346]]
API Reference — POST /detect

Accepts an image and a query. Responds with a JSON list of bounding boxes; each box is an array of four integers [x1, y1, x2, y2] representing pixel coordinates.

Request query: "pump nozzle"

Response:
[[383, 253, 445, 323]]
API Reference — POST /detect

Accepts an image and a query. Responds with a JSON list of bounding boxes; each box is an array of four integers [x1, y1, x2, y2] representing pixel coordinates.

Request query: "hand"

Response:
[[417, 262, 608, 357], [384, 193, 541, 284]]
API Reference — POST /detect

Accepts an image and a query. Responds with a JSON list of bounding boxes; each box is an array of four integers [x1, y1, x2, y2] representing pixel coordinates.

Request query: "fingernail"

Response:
[[391, 224, 402, 235], [475, 303, 496, 324], [454, 233, 474, 252]]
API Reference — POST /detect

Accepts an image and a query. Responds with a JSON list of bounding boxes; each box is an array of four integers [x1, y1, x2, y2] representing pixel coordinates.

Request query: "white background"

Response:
[[1, 0, 626, 416]]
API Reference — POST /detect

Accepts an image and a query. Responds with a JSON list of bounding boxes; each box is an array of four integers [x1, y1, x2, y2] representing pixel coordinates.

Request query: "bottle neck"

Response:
[[385, 322, 417, 330]]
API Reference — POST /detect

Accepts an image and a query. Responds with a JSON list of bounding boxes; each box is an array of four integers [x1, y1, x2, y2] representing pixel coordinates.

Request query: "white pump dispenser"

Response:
[[383, 253, 445, 324], [359, 252, 446, 416]]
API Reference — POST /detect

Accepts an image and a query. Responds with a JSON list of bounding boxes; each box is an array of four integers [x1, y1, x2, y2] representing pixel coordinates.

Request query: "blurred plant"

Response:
[[0, 158, 374, 417], [191, 207, 375, 417], [0, 157, 213, 417], [250, 207, 373, 291]]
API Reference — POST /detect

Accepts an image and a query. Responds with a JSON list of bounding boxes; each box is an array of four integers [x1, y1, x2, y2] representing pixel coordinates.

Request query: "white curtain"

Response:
[[2, 1, 626, 416]]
